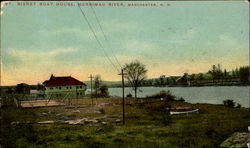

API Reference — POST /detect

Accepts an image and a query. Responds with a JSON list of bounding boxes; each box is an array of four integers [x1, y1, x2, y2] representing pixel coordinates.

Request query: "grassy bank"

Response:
[[1, 98, 249, 148]]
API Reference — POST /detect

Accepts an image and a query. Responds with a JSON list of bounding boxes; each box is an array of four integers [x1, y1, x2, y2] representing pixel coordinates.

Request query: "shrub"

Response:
[[177, 97, 185, 102], [92, 85, 109, 98], [99, 108, 105, 114], [99, 85, 109, 97], [223, 99, 235, 108], [162, 111, 172, 125], [146, 90, 175, 101], [236, 103, 241, 108], [126, 93, 132, 98]]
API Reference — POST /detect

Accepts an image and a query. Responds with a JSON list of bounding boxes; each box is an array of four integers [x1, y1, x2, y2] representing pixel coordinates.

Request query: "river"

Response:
[[107, 86, 250, 108]]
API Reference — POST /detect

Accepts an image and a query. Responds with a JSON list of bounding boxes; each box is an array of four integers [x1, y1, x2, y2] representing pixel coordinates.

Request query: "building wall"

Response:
[[44, 85, 86, 99]]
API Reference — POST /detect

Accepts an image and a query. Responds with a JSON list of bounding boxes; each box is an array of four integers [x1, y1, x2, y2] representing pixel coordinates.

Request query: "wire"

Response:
[[77, 3, 120, 72], [89, 4, 122, 68]]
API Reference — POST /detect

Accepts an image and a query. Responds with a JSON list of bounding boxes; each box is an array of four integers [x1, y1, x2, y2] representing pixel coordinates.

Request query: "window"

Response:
[[66, 87, 68, 89], [76, 86, 79, 89], [50, 87, 53, 90], [70, 86, 72, 89], [59, 87, 61, 90], [80, 86, 82, 88]]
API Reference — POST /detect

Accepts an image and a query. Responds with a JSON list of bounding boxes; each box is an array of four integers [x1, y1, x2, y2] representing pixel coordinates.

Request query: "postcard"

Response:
[[0, 1, 249, 147]]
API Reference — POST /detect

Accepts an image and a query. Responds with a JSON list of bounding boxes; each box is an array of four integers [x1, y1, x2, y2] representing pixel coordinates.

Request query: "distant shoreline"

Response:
[[105, 84, 250, 89]]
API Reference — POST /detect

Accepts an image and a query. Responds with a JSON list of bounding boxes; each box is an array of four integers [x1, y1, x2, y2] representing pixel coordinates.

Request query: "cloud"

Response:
[[4, 47, 79, 71], [2, 47, 80, 85], [166, 28, 200, 44], [9, 47, 78, 57], [102, 20, 137, 34]]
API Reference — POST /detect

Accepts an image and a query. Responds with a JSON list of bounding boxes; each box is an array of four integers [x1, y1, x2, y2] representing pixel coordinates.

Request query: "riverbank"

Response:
[[1, 98, 249, 147], [108, 86, 250, 108]]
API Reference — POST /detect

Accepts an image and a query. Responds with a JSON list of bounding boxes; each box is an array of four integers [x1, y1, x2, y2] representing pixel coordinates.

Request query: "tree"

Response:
[[123, 60, 147, 98], [208, 64, 223, 80], [159, 75, 166, 87], [223, 69, 228, 78], [99, 85, 109, 97], [94, 75, 102, 95], [16, 83, 30, 94], [188, 74, 196, 81], [239, 66, 249, 83], [197, 73, 204, 81]]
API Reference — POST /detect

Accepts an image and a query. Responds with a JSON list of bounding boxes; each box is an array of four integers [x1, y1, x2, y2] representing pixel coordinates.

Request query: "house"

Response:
[[42, 74, 87, 99]]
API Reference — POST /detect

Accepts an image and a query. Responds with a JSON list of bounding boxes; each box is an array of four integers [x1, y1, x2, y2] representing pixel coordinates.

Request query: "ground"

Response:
[[1, 98, 250, 148]]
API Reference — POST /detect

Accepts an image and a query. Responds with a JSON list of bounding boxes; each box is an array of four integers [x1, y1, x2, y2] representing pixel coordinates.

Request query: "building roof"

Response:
[[43, 75, 86, 87]]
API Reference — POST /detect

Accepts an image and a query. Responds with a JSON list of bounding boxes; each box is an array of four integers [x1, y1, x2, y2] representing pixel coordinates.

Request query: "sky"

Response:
[[0, 1, 249, 85]]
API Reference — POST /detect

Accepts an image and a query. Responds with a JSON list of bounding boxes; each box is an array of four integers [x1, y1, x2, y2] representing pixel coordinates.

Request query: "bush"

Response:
[[99, 108, 105, 114], [177, 97, 185, 102], [99, 85, 109, 97], [162, 111, 172, 125], [223, 99, 235, 108], [236, 103, 241, 108], [146, 90, 175, 101], [92, 85, 109, 98], [126, 93, 132, 98]]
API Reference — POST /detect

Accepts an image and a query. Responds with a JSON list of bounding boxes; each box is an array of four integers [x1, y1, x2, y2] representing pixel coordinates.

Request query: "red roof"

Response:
[[43, 75, 86, 87]]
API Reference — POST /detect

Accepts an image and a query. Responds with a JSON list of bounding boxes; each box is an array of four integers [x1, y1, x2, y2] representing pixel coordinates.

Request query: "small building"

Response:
[[42, 75, 87, 99]]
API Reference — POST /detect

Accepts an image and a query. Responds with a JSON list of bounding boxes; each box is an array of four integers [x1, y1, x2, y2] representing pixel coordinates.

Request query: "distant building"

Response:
[[42, 75, 87, 99]]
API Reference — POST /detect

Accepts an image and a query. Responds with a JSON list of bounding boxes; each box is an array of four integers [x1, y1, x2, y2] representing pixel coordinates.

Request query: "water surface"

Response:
[[108, 86, 250, 108]]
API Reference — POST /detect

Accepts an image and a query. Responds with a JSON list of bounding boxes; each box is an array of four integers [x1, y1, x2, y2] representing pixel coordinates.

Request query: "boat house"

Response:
[[42, 75, 87, 99]]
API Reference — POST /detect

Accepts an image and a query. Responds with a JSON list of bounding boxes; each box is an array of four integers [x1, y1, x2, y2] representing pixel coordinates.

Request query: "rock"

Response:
[[41, 112, 48, 116], [101, 121, 107, 125], [115, 119, 121, 123], [38, 121, 55, 124], [89, 119, 98, 123], [94, 110, 101, 114], [64, 118, 88, 125], [56, 113, 62, 116], [11, 121, 20, 126], [72, 110, 80, 113], [220, 132, 250, 148], [67, 119, 85, 125]]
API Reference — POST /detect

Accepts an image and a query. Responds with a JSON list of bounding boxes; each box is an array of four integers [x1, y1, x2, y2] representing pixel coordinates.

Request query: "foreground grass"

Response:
[[1, 98, 249, 148]]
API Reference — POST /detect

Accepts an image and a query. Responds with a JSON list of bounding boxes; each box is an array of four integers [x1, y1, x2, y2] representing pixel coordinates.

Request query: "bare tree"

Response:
[[123, 60, 147, 98]]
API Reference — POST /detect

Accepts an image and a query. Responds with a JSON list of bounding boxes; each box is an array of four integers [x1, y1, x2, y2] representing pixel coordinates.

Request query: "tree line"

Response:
[[141, 64, 249, 87]]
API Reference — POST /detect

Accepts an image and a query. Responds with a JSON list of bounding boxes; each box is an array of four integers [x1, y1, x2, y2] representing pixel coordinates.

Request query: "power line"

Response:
[[89, 4, 122, 68], [77, 3, 120, 73]]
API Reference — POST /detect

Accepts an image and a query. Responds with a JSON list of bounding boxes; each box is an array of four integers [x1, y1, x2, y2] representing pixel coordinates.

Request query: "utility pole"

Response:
[[89, 74, 94, 106], [76, 86, 78, 106], [119, 69, 127, 125]]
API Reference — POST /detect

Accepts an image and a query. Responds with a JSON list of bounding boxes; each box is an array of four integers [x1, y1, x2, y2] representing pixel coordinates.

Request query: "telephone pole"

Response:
[[89, 74, 94, 106], [119, 69, 127, 125]]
